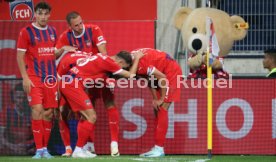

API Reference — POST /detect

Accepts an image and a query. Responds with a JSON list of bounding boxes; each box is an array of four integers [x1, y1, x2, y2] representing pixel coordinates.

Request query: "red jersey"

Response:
[[56, 52, 91, 77], [68, 53, 122, 80], [17, 23, 57, 83], [131, 48, 182, 102], [131, 48, 177, 76], [56, 24, 106, 54]]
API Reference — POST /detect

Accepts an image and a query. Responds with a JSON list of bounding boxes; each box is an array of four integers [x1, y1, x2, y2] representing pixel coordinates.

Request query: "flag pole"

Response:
[[206, 17, 213, 159]]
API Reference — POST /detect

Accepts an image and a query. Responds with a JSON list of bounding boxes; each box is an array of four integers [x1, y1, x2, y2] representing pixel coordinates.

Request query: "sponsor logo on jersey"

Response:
[[38, 47, 55, 54]]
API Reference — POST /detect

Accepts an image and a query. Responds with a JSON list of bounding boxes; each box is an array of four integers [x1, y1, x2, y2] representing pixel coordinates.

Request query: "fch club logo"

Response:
[[9, 0, 34, 20]]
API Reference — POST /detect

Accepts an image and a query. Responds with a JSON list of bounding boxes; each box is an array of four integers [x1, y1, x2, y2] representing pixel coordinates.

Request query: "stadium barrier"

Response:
[[0, 79, 276, 155]]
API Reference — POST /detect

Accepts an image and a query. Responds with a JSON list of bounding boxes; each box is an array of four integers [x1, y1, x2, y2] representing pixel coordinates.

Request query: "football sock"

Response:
[[155, 108, 168, 147], [59, 119, 71, 147], [76, 120, 95, 147], [43, 120, 52, 147], [32, 119, 44, 149], [107, 107, 119, 142]]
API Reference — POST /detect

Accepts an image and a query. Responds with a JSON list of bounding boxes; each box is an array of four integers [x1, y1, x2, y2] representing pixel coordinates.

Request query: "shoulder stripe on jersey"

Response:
[[83, 28, 89, 41], [26, 27, 35, 46], [33, 58, 39, 76], [87, 27, 93, 46], [67, 32, 73, 46], [47, 27, 52, 35], [77, 37, 83, 50], [52, 27, 57, 39], [40, 60, 46, 83], [47, 27, 53, 43], [47, 60, 52, 76], [42, 30, 48, 42], [48, 26, 56, 39], [33, 27, 42, 42], [165, 53, 173, 60]]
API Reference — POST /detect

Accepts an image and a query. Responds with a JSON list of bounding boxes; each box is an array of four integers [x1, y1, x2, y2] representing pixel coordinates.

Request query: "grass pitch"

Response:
[[1, 155, 276, 162]]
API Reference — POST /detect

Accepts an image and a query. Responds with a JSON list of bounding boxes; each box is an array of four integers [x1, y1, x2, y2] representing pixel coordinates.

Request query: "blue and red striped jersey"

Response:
[[17, 23, 57, 84], [56, 24, 106, 54]]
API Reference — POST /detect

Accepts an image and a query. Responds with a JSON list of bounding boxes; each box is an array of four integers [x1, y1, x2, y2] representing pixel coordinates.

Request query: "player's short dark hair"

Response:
[[116, 51, 133, 66], [66, 11, 80, 24], [264, 48, 276, 64], [34, 1, 51, 12]]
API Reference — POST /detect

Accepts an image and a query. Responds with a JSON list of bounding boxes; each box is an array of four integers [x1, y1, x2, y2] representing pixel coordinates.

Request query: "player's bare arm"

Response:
[[151, 69, 167, 109], [129, 51, 145, 74], [55, 46, 77, 58], [16, 50, 34, 94], [97, 43, 107, 55]]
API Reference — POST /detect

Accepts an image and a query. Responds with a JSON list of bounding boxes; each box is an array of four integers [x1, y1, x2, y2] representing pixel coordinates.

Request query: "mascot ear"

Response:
[[230, 15, 249, 40], [173, 7, 193, 30]]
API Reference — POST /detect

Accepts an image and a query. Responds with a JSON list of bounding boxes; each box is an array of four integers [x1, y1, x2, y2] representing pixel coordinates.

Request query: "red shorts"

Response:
[[162, 61, 183, 102], [27, 79, 58, 108], [59, 94, 67, 107], [88, 86, 114, 102], [87, 77, 115, 102], [59, 80, 93, 112]]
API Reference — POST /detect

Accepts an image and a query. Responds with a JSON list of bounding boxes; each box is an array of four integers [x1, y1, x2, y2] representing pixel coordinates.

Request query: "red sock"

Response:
[[32, 120, 44, 149], [59, 120, 71, 147], [107, 107, 119, 142], [155, 108, 168, 147], [43, 120, 53, 147], [88, 124, 95, 143], [76, 120, 95, 147]]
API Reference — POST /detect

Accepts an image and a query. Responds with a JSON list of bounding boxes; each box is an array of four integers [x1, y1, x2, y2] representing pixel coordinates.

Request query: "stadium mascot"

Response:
[[173, 7, 249, 78]]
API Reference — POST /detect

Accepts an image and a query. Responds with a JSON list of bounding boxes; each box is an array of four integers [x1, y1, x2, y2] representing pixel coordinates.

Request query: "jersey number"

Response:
[[76, 56, 98, 66]]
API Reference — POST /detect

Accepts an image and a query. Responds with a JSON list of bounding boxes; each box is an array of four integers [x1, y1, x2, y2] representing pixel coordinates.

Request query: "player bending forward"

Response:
[[59, 51, 144, 158]]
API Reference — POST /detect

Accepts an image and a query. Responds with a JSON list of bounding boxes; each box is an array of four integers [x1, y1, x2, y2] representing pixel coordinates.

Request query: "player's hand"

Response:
[[62, 45, 77, 52], [22, 77, 34, 94], [134, 51, 145, 60], [152, 99, 164, 110]]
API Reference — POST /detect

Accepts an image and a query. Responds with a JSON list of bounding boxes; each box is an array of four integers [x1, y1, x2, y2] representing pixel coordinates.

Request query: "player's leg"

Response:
[[28, 86, 45, 159], [139, 102, 170, 158], [40, 85, 58, 158], [141, 67, 181, 158], [102, 87, 120, 156], [73, 108, 97, 158], [31, 104, 45, 159], [58, 96, 72, 157], [83, 87, 99, 154], [60, 83, 96, 158]]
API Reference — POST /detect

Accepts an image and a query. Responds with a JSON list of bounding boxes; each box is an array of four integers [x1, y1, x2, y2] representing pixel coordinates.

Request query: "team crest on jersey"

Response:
[[85, 40, 91, 47], [50, 34, 55, 41]]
